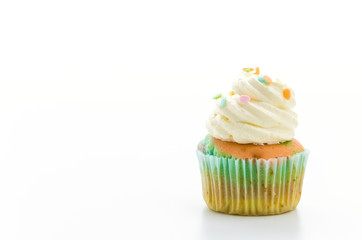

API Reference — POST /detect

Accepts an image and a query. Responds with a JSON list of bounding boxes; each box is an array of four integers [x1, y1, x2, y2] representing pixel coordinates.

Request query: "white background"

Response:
[[1, 0, 362, 239]]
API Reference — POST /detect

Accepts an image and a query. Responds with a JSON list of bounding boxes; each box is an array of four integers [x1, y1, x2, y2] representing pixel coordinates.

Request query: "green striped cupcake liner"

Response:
[[196, 149, 309, 215]]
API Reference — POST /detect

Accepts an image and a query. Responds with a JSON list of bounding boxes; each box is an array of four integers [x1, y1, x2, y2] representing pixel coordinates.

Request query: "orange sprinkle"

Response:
[[254, 67, 260, 75], [263, 75, 273, 84], [243, 67, 254, 72], [283, 88, 291, 100]]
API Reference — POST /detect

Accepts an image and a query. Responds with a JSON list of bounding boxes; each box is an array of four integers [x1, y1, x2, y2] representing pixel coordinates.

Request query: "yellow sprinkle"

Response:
[[229, 135, 233, 138], [229, 90, 235, 96], [221, 115, 229, 121]]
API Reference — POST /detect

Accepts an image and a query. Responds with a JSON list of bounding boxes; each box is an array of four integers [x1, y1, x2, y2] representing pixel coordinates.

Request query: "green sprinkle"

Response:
[[258, 76, 268, 84], [220, 98, 227, 107], [213, 93, 222, 99]]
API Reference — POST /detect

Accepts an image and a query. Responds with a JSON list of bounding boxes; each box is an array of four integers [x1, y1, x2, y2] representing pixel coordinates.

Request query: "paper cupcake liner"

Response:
[[196, 150, 309, 215]]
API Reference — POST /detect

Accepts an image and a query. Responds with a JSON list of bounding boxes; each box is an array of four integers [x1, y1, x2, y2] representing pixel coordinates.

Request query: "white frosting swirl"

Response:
[[206, 71, 298, 144]]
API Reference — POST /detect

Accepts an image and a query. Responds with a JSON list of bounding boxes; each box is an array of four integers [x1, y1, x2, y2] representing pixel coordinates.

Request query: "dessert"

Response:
[[196, 67, 309, 215]]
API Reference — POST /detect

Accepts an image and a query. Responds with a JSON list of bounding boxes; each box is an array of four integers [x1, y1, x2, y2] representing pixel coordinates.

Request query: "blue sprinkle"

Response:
[[220, 98, 227, 107], [258, 77, 268, 84]]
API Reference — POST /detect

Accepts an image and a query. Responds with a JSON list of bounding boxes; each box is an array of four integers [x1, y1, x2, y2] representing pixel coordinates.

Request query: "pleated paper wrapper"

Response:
[[196, 150, 309, 215]]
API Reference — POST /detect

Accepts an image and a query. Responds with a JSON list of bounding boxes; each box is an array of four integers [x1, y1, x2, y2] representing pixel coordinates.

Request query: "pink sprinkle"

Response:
[[239, 95, 250, 103]]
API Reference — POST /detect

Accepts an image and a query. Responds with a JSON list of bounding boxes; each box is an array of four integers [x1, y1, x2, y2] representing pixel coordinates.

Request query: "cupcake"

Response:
[[196, 67, 309, 216]]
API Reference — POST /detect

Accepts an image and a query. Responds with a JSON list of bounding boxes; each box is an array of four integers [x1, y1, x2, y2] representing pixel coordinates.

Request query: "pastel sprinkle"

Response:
[[239, 95, 251, 103], [258, 76, 269, 85], [276, 78, 282, 83], [283, 88, 291, 100], [221, 115, 229, 121], [213, 93, 222, 99], [220, 98, 227, 107], [263, 75, 273, 84], [243, 67, 254, 72], [254, 67, 260, 75]]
